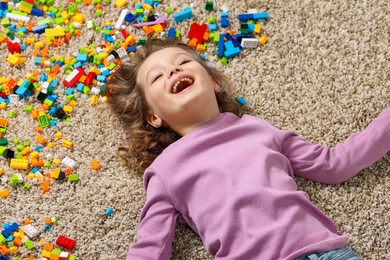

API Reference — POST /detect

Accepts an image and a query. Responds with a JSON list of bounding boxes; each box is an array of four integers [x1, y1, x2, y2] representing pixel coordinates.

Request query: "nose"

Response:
[[168, 66, 182, 78]]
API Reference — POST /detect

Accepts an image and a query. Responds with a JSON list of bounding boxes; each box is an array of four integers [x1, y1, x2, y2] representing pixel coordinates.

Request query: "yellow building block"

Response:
[[0, 168, 3, 176], [115, 0, 127, 8], [90, 95, 98, 105], [63, 105, 73, 114], [52, 158, 61, 165], [21, 146, 31, 155], [26, 37, 36, 44], [51, 169, 60, 179], [10, 159, 29, 170], [143, 3, 153, 11], [73, 13, 85, 24], [62, 140, 73, 149], [259, 35, 267, 45], [55, 132, 62, 139], [34, 41, 44, 49], [69, 100, 77, 107], [30, 151, 39, 159], [41, 249, 51, 258], [254, 24, 261, 34], [7, 54, 22, 66], [0, 188, 9, 198], [45, 28, 65, 37]]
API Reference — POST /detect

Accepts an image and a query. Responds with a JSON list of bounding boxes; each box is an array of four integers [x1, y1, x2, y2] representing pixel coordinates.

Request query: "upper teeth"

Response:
[[172, 77, 193, 93]]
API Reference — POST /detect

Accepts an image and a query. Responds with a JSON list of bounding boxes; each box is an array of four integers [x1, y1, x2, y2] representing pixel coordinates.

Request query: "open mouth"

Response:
[[171, 77, 194, 94]]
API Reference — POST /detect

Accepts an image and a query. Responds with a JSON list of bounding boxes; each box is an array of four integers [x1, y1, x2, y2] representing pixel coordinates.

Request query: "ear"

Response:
[[214, 82, 222, 93], [146, 111, 163, 128]]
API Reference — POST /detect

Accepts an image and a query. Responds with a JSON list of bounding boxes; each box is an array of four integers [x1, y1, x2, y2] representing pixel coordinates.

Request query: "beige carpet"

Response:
[[1, 0, 389, 259]]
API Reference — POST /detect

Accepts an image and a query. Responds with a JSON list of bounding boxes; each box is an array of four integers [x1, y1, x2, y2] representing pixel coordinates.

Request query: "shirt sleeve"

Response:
[[270, 107, 390, 184], [127, 172, 178, 260]]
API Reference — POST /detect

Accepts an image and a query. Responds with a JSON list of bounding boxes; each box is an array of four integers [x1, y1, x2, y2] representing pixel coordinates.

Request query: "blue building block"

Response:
[[40, 72, 48, 82], [173, 7, 192, 23], [127, 45, 136, 53], [209, 24, 218, 31], [31, 7, 44, 16], [237, 12, 269, 21], [49, 107, 57, 116], [2, 222, 19, 237], [9, 24, 16, 31], [15, 86, 30, 98], [97, 75, 106, 82], [101, 69, 110, 77], [50, 120, 58, 127], [53, 61, 63, 67], [224, 41, 241, 58], [47, 94, 57, 102], [237, 96, 247, 106], [167, 28, 176, 39], [224, 33, 244, 50], [32, 23, 48, 34], [0, 2, 8, 10], [34, 57, 41, 66], [76, 53, 88, 63], [76, 83, 84, 93], [220, 18, 229, 28], [217, 34, 225, 57], [50, 78, 59, 87], [65, 88, 74, 95]]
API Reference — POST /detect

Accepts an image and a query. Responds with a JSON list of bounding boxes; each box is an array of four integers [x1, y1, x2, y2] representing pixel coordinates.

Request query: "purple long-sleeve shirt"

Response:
[[127, 107, 390, 260]]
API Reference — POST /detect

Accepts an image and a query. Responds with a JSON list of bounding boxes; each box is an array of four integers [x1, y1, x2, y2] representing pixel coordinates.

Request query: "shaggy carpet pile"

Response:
[[0, 0, 388, 259]]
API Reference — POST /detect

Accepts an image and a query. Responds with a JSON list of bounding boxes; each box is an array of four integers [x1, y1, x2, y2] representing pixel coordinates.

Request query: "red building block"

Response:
[[56, 235, 76, 250]]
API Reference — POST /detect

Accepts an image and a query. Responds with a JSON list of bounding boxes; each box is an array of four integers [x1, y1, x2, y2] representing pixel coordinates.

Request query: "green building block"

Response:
[[23, 183, 30, 191], [25, 239, 34, 249], [38, 114, 50, 128]]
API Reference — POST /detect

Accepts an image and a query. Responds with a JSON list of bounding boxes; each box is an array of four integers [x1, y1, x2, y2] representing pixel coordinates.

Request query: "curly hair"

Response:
[[107, 38, 242, 174]]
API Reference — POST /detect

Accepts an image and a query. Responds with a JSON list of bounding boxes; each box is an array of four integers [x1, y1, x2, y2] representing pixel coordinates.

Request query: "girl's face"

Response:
[[137, 47, 221, 136]]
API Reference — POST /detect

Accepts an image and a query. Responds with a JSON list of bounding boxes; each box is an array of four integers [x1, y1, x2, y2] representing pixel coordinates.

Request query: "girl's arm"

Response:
[[127, 173, 178, 260], [273, 107, 390, 184]]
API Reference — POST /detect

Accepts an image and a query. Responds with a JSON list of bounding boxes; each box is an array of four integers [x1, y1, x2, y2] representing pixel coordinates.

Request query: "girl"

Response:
[[107, 39, 389, 260]]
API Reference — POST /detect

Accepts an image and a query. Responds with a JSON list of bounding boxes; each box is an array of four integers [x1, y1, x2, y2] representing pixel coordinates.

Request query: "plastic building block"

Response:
[[232, 40, 249, 57], [45, 28, 65, 37], [38, 114, 50, 128], [105, 208, 113, 216], [0, 188, 9, 198], [63, 67, 85, 87], [259, 35, 267, 45], [241, 38, 258, 48], [20, 224, 39, 238], [187, 23, 208, 44], [62, 140, 73, 149], [10, 158, 29, 170], [1, 222, 19, 237], [220, 18, 230, 28], [115, 9, 128, 29], [56, 235, 76, 250], [237, 96, 247, 106], [173, 7, 192, 23], [61, 156, 76, 169], [238, 12, 269, 20], [205, 1, 213, 11]]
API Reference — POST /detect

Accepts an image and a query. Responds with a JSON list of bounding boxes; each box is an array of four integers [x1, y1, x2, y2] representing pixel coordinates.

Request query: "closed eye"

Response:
[[179, 60, 191, 65], [152, 74, 162, 83]]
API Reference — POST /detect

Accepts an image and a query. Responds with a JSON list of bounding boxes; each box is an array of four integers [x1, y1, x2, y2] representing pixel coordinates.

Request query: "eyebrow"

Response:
[[145, 51, 193, 84]]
